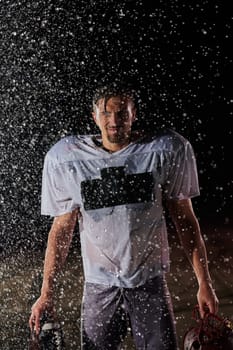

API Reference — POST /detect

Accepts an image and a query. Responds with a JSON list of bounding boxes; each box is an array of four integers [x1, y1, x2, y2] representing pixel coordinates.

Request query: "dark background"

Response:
[[0, 0, 232, 256]]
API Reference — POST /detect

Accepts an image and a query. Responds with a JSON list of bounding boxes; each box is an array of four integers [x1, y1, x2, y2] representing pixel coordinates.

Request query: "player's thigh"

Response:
[[81, 283, 127, 349], [125, 276, 178, 350]]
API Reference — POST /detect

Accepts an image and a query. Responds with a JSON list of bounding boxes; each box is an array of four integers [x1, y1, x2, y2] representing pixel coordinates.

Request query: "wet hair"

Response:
[[92, 81, 138, 111]]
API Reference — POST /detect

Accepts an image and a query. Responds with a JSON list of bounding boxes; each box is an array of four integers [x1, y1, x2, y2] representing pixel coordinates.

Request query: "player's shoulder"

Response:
[[44, 134, 94, 164], [49, 134, 86, 151], [46, 134, 83, 155], [144, 128, 189, 150]]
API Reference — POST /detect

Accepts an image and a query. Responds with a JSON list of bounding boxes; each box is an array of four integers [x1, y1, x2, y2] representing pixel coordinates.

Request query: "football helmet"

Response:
[[183, 305, 233, 350], [29, 312, 65, 350], [39, 320, 65, 350]]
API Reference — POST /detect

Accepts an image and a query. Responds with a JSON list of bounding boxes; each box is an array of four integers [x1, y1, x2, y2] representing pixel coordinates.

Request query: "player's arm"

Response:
[[166, 198, 219, 318], [29, 208, 79, 334]]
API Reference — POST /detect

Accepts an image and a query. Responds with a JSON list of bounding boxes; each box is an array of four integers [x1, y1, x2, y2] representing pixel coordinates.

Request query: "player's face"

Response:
[[92, 96, 136, 147]]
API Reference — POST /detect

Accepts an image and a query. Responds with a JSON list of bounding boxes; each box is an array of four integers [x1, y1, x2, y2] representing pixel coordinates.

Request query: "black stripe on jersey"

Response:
[[81, 166, 154, 210]]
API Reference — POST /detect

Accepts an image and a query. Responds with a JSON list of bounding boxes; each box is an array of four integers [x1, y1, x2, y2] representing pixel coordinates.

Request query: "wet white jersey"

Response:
[[41, 129, 200, 287]]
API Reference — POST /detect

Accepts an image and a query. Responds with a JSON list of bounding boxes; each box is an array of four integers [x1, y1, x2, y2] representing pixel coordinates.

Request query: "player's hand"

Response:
[[29, 295, 54, 335], [197, 280, 219, 318]]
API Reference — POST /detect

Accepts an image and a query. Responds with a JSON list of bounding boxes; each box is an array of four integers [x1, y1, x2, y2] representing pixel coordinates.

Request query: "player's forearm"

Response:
[[40, 211, 78, 298], [177, 219, 212, 286], [40, 230, 67, 298], [40, 230, 70, 298], [190, 234, 212, 285]]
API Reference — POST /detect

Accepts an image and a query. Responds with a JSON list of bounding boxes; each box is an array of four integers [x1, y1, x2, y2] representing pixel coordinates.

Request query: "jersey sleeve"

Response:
[[41, 152, 79, 217], [163, 140, 200, 200]]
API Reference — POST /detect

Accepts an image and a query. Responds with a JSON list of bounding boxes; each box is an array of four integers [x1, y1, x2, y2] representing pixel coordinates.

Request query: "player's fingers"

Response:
[[29, 315, 33, 330], [198, 303, 206, 319], [33, 310, 41, 335], [34, 321, 40, 335], [198, 298, 212, 318], [29, 312, 35, 331], [29, 309, 41, 335], [199, 298, 219, 319], [208, 298, 219, 315]]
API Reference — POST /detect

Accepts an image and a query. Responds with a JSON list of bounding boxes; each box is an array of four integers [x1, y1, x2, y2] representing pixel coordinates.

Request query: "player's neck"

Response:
[[93, 131, 143, 153], [101, 139, 130, 153], [104, 131, 144, 152]]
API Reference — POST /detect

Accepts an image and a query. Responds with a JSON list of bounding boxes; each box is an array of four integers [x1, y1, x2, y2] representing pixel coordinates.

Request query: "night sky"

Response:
[[0, 0, 232, 255]]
